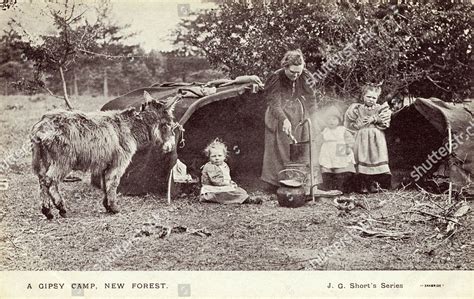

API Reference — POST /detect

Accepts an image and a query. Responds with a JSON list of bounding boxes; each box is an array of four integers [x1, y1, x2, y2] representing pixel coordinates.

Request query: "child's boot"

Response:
[[335, 173, 351, 194], [359, 175, 369, 194], [368, 181, 378, 193]]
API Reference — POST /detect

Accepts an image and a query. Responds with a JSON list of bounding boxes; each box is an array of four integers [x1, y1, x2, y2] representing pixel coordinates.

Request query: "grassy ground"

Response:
[[0, 95, 472, 271]]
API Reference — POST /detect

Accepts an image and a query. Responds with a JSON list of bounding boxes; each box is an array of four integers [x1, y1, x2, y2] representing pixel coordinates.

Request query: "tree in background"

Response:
[[11, 1, 100, 109], [174, 1, 472, 101], [144, 50, 165, 82], [76, 0, 152, 97], [2, 0, 217, 100], [9, 0, 153, 106], [0, 24, 33, 95], [161, 50, 214, 82]]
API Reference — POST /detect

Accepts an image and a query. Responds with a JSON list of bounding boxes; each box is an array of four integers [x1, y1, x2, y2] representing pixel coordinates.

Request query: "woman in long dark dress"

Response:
[[260, 50, 318, 188]]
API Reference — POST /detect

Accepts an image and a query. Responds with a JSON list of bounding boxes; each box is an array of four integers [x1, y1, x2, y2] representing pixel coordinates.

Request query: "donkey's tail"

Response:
[[31, 139, 47, 176]]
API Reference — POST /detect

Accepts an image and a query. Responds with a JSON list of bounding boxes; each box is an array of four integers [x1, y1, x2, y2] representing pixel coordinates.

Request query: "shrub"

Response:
[[174, 2, 472, 101]]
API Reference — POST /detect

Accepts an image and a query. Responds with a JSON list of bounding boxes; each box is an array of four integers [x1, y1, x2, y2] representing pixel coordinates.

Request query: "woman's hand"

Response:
[[282, 119, 292, 136]]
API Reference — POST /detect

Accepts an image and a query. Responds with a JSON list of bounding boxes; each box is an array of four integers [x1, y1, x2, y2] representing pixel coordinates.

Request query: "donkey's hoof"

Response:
[[107, 204, 120, 214], [41, 207, 54, 220], [59, 210, 67, 218]]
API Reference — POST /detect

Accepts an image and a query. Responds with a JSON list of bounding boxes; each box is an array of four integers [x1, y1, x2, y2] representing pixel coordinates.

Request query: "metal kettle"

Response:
[[276, 177, 307, 208]]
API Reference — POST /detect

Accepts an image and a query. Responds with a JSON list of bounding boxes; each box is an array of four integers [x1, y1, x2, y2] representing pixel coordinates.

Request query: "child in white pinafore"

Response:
[[319, 109, 355, 193]]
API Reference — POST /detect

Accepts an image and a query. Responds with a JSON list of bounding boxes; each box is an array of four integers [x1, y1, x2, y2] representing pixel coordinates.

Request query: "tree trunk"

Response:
[[85, 69, 91, 95], [59, 66, 73, 110], [73, 69, 79, 96], [103, 68, 108, 98]]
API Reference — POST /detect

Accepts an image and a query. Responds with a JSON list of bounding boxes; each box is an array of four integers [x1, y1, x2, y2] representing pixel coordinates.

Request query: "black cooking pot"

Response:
[[289, 141, 310, 163]]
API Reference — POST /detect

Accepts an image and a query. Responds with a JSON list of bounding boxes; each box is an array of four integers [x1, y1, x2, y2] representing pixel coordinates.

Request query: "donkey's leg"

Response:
[[100, 169, 110, 210], [50, 182, 67, 217], [104, 155, 132, 214], [34, 146, 55, 219], [39, 176, 54, 220], [104, 173, 120, 214], [46, 163, 68, 217]]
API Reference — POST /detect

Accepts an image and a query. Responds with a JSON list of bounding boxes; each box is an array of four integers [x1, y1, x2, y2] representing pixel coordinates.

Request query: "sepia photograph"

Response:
[[0, 0, 472, 297]]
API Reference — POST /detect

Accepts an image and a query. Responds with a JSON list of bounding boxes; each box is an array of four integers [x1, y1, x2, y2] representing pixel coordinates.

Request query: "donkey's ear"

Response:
[[164, 95, 181, 115], [166, 100, 177, 115], [143, 91, 154, 102]]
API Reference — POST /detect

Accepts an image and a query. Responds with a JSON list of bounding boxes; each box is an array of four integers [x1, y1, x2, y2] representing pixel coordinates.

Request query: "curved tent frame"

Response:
[[94, 82, 263, 195]]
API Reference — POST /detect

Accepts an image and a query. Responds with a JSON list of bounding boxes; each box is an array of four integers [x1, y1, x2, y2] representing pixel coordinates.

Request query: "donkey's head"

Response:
[[141, 91, 179, 153]]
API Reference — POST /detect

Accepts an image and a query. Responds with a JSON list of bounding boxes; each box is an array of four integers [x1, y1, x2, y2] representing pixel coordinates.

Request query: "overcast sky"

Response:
[[0, 0, 216, 52], [110, 0, 216, 51]]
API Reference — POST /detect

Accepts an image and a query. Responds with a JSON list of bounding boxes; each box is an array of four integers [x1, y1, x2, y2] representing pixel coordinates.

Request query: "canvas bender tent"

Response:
[[386, 98, 473, 196], [94, 79, 267, 195], [96, 80, 473, 197]]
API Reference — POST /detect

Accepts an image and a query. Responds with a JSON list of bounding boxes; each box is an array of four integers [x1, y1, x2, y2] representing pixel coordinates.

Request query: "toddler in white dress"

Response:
[[319, 109, 355, 193]]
